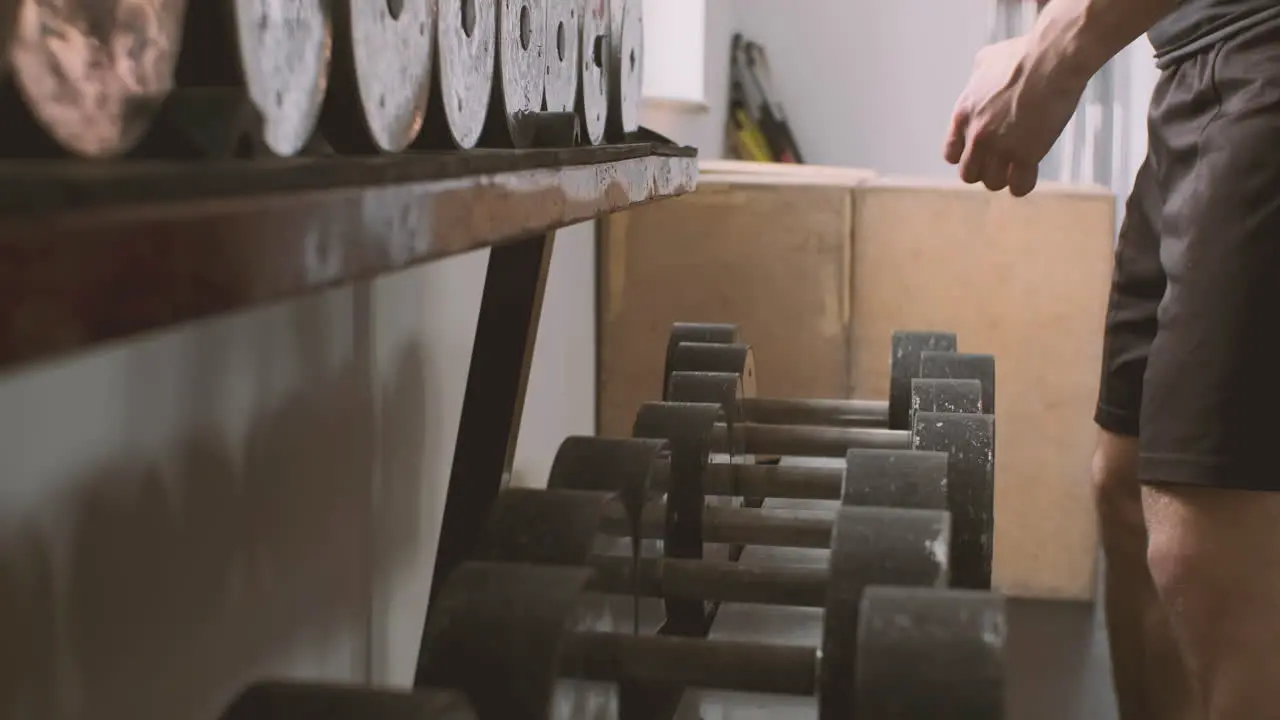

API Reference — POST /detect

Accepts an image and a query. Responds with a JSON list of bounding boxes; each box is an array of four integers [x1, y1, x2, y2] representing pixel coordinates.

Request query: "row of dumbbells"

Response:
[[213, 323, 1004, 718]]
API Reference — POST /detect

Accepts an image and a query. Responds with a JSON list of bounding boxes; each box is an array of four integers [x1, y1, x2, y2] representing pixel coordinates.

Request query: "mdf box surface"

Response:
[[597, 166, 874, 440]]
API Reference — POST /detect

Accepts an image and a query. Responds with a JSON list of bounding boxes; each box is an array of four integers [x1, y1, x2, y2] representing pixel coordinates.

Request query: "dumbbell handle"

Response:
[[601, 502, 836, 549], [563, 630, 820, 697], [739, 397, 888, 428], [651, 460, 843, 500], [587, 554, 831, 607], [712, 423, 911, 457]]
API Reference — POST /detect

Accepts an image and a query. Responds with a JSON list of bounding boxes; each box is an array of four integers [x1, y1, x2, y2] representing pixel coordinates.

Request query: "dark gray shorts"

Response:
[[1095, 19, 1280, 490]]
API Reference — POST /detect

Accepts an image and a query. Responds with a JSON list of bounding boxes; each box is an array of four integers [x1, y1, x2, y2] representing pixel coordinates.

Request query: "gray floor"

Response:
[[664, 459, 1119, 720]]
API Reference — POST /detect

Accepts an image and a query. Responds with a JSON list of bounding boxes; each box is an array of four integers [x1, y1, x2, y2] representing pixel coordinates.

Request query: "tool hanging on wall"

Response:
[[727, 33, 805, 163]]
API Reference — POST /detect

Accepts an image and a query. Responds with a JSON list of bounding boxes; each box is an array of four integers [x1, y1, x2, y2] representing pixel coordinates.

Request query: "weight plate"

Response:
[[543, 0, 578, 112], [606, 0, 640, 139], [422, 562, 609, 720], [665, 371, 753, 560], [436, 0, 494, 148], [344, 0, 436, 152], [491, 0, 546, 146], [633, 401, 722, 635], [233, 0, 332, 157], [577, 0, 607, 144], [8, 0, 186, 158]]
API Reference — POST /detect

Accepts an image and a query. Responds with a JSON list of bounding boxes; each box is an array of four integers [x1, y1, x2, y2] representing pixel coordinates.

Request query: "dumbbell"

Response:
[[543, 435, 985, 636], [664, 322, 995, 430], [667, 368, 986, 457], [476, 482, 946, 609], [220, 681, 477, 719], [618, 402, 994, 589], [420, 562, 1006, 720]]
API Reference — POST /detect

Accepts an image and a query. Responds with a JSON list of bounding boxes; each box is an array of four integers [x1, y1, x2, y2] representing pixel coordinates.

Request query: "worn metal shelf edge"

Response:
[[0, 145, 697, 373]]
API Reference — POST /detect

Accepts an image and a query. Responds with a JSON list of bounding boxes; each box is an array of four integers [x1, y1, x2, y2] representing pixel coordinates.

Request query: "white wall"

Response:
[[638, 0, 733, 153], [0, 222, 596, 719], [732, 0, 993, 176]]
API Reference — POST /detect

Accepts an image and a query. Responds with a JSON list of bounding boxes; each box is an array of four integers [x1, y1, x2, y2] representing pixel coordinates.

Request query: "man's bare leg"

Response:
[[1093, 430, 1197, 719], [1144, 485, 1280, 719]]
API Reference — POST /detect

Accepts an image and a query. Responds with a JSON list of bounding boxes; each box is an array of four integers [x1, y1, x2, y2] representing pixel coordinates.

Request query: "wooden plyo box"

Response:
[[597, 162, 1115, 601], [849, 178, 1114, 600], [597, 164, 874, 438]]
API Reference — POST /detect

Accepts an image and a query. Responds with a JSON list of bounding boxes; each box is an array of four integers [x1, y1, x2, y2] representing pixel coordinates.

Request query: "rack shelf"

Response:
[[0, 143, 697, 371]]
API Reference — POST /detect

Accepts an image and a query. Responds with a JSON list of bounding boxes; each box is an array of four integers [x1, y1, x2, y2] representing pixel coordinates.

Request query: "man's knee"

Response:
[[1143, 485, 1280, 605], [1092, 429, 1143, 534], [1143, 490, 1195, 603]]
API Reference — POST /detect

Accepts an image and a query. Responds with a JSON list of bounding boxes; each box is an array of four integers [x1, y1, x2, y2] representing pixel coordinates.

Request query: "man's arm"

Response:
[[1028, 0, 1179, 82], [944, 0, 1178, 195]]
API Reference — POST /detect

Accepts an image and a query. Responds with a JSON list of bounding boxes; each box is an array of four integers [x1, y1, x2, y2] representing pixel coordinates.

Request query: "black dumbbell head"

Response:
[[856, 586, 1007, 719], [470, 487, 614, 566], [911, 377, 984, 417], [921, 351, 996, 417], [842, 448, 949, 511], [548, 435, 666, 520], [420, 562, 601, 720], [890, 331, 959, 430], [912, 411, 996, 590], [664, 322, 742, 399], [820, 506, 951, 719]]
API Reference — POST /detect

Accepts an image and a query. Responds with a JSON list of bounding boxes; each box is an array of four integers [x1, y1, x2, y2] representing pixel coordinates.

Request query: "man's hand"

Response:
[[945, 35, 1089, 197], [946, 0, 1177, 195]]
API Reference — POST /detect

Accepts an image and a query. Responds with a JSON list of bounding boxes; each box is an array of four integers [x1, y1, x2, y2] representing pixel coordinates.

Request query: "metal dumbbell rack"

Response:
[[1, 7, 695, 719], [0, 154, 696, 711], [0, 148, 698, 681]]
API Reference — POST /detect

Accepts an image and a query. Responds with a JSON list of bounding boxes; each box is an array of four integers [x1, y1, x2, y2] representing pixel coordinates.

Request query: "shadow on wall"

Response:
[[0, 303, 436, 720]]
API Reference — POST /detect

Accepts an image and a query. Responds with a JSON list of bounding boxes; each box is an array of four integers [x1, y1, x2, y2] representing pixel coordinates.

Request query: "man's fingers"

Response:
[[1008, 162, 1039, 197], [944, 108, 968, 165], [982, 155, 1010, 192], [958, 134, 985, 184]]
